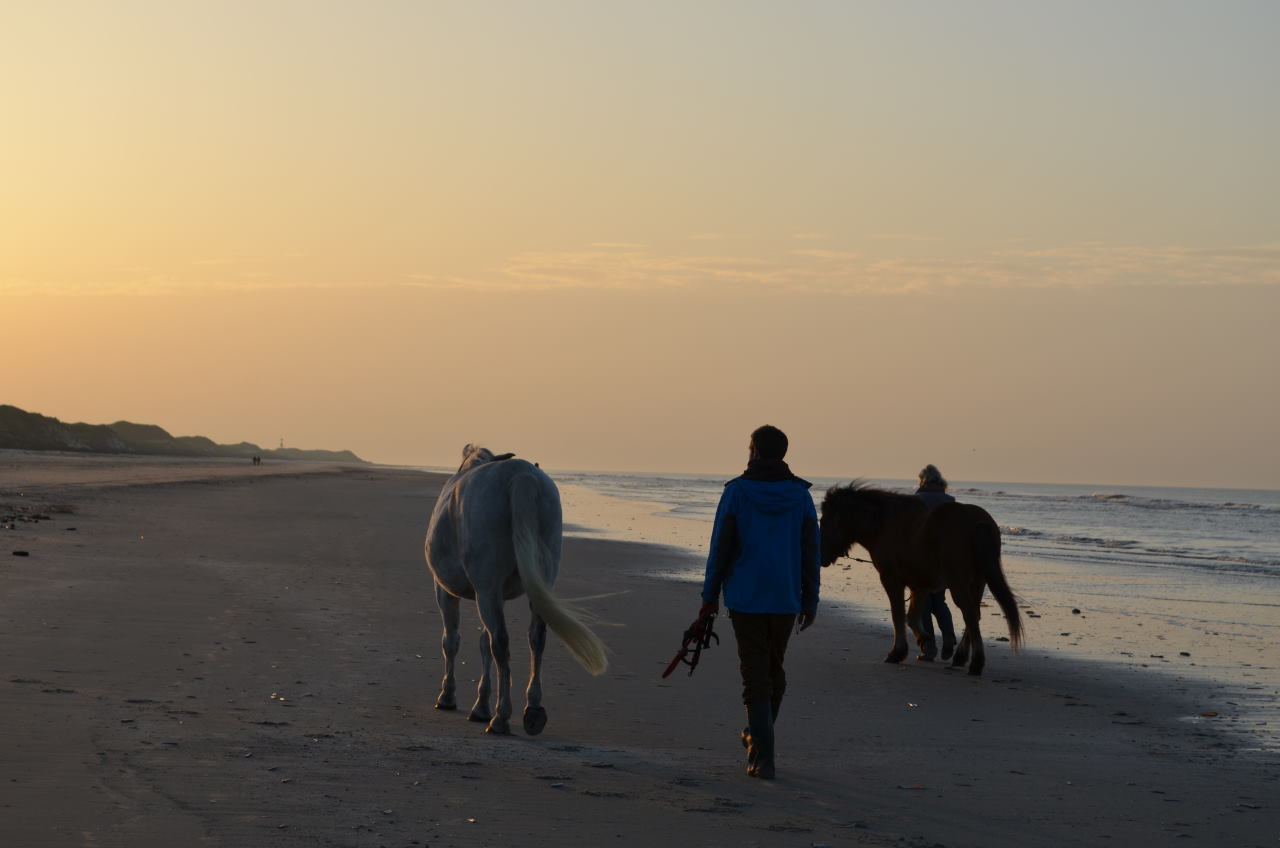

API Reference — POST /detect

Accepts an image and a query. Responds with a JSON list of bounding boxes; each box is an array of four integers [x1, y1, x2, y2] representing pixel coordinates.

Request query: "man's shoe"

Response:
[[941, 638, 956, 661], [744, 701, 775, 780]]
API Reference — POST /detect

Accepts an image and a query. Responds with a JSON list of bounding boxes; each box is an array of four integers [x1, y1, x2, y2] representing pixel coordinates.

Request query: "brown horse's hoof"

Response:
[[915, 653, 935, 662]]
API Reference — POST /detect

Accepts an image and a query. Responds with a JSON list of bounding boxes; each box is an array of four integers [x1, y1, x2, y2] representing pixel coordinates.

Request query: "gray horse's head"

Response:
[[458, 443, 516, 472]]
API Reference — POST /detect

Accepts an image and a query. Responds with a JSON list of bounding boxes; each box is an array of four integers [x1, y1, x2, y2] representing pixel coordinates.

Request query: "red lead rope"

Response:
[[661, 610, 720, 678]]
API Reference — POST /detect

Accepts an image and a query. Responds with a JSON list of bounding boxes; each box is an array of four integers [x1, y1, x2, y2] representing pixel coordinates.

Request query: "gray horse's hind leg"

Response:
[[435, 586, 460, 711], [468, 626, 494, 723], [523, 609, 548, 735], [474, 593, 513, 735]]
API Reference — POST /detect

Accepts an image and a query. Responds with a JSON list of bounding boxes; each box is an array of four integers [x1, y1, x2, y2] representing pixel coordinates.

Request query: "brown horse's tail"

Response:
[[977, 520, 1023, 650]]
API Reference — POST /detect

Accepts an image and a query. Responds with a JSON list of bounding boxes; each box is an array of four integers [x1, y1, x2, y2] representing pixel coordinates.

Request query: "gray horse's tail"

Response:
[[977, 520, 1023, 650], [510, 474, 609, 675]]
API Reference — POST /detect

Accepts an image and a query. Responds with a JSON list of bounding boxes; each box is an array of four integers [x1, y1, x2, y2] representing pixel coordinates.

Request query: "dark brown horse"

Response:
[[819, 483, 1023, 675]]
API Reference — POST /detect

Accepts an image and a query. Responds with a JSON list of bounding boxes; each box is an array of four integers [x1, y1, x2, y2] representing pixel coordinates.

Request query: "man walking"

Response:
[[700, 425, 821, 779]]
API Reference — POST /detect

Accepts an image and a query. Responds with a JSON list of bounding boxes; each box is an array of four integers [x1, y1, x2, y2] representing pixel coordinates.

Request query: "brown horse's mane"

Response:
[[822, 481, 923, 518]]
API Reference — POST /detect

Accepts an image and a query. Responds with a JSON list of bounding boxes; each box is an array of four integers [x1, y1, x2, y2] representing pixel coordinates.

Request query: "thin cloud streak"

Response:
[[479, 242, 1280, 293], [8, 244, 1278, 297], [866, 233, 945, 242]]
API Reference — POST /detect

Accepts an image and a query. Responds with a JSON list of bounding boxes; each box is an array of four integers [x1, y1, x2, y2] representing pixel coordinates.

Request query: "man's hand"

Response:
[[797, 611, 816, 632], [699, 601, 719, 619]]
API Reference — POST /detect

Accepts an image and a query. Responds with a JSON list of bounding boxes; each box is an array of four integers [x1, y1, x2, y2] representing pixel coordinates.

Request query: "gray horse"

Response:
[[425, 444, 607, 735]]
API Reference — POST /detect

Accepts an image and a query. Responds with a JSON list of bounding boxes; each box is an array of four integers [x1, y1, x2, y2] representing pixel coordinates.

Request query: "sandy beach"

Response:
[[2, 455, 1275, 847]]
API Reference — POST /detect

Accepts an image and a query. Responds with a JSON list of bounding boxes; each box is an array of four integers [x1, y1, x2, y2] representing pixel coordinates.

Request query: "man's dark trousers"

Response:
[[729, 611, 796, 712]]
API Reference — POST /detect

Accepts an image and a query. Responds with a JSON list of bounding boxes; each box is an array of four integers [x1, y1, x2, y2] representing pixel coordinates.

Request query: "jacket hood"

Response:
[[730, 476, 814, 515]]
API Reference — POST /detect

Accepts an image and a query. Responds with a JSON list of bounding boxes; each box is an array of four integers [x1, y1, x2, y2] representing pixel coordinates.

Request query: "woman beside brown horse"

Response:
[[819, 483, 1023, 675]]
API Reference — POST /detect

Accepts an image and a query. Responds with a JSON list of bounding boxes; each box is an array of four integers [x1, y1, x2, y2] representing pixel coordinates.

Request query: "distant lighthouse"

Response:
[[278, 438, 285, 450]]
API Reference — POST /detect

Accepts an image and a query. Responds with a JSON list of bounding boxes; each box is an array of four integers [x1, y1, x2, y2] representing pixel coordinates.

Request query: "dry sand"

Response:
[[1, 455, 1275, 847]]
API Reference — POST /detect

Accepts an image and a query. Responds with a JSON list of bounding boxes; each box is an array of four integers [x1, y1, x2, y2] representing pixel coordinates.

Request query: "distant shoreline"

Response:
[[0, 403, 364, 464]]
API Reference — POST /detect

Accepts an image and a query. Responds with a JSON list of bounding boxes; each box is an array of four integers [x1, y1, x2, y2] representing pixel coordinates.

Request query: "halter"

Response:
[[661, 609, 720, 678]]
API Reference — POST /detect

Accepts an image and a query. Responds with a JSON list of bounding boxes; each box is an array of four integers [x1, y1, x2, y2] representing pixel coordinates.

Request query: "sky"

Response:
[[2, 1, 1278, 488]]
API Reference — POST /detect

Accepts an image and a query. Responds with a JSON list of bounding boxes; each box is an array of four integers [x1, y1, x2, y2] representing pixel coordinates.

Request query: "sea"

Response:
[[554, 471, 1280, 578]]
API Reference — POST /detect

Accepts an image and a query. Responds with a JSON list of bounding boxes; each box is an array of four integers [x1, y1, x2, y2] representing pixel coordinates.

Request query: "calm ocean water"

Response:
[[553, 471, 1280, 579]]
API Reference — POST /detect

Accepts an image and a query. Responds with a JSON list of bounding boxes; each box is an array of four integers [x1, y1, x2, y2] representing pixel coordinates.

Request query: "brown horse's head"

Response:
[[819, 483, 889, 566]]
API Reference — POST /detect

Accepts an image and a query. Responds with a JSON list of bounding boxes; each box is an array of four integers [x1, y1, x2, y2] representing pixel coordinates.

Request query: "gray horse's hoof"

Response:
[[468, 707, 492, 723], [435, 696, 457, 711], [523, 706, 547, 736], [484, 717, 511, 735]]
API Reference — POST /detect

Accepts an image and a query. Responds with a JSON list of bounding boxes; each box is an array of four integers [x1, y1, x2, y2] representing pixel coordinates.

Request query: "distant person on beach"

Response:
[[700, 424, 821, 780], [915, 463, 958, 660]]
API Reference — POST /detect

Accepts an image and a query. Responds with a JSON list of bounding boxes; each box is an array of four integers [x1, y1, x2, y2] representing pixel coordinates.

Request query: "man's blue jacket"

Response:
[[701, 469, 821, 616]]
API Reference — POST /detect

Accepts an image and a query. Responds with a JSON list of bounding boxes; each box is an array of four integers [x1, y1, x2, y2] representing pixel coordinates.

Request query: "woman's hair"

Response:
[[918, 464, 947, 489]]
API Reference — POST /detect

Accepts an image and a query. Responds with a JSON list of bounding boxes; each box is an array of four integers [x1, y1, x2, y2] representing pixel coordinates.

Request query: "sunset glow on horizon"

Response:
[[3, 1, 1278, 488]]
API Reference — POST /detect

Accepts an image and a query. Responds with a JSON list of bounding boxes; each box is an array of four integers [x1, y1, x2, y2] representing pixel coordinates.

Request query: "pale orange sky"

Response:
[[3, 2, 1278, 488]]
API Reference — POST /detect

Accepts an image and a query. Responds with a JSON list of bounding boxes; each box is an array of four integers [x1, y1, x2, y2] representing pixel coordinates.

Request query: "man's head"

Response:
[[749, 425, 788, 461]]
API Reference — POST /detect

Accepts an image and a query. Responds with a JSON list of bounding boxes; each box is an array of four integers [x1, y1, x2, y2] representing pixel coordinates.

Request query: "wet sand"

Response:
[[1, 455, 1275, 846]]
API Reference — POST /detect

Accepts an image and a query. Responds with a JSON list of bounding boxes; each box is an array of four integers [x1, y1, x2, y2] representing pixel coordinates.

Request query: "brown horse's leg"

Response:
[[948, 585, 974, 670], [950, 634, 968, 669], [968, 591, 987, 676], [908, 590, 937, 661], [880, 575, 910, 664], [952, 578, 987, 675]]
